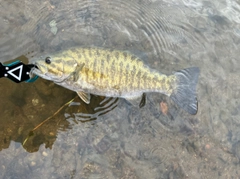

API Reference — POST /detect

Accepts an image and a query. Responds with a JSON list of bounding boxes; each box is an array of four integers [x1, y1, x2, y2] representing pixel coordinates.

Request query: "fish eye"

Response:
[[45, 57, 51, 64]]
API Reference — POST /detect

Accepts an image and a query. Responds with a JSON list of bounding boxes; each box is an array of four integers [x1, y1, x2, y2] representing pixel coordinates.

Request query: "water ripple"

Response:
[[0, 0, 205, 64]]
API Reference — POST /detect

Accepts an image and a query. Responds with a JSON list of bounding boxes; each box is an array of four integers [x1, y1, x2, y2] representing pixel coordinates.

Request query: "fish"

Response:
[[30, 47, 200, 115]]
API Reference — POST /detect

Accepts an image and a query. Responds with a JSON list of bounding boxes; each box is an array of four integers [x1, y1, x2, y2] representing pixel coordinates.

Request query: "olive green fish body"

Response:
[[55, 48, 174, 97], [30, 47, 199, 114]]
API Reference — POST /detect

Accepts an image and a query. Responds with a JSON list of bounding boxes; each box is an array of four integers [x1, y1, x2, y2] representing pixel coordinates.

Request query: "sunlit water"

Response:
[[0, 0, 240, 178]]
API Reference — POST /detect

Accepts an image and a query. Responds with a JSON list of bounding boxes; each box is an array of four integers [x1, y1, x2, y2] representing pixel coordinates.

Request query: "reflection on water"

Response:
[[66, 96, 118, 122], [22, 95, 118, 153], [1, 0, 240, 178]]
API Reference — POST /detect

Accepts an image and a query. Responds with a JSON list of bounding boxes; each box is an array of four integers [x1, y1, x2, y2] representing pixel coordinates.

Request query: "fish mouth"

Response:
[[31, 62, 42, 75], [30, 62, 69, 83], [30, 62, 54, 81]]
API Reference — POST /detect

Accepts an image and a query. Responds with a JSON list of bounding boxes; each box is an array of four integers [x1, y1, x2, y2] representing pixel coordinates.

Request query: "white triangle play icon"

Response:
[[7, 65, 23, 81]]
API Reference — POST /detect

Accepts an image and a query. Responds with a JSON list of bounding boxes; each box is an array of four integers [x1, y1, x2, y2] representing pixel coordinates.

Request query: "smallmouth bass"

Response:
[[30, 47, 199, 114]]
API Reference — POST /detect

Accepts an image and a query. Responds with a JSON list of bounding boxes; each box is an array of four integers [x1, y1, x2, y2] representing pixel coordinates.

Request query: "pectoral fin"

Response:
[[73, 63, 85, 82], [77, 91, 91, 104], [56, 63, 85, 83]]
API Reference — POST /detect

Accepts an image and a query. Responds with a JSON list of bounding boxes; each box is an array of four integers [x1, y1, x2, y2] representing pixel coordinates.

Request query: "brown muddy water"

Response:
[[0, 0, 240, 178]]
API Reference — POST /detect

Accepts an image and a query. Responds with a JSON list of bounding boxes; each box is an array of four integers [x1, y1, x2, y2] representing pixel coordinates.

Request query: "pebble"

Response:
[[31, 161, 36, 166], [51, 26, 58, 35], [49, 20, 57, 27], [42, 151, 48, 157], [32, 99, 39, 106], [49, 132, 55, 136]]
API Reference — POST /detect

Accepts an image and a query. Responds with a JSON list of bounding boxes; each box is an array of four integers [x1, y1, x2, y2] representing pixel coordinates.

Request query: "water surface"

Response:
[[0, 0, 240, 178]]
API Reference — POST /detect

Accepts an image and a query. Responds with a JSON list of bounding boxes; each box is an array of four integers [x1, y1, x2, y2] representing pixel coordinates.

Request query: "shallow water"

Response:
[[0, 0, 240, 178]]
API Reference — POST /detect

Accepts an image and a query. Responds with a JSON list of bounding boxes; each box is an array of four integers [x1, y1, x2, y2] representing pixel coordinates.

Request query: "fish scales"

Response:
[[31, 47, 200, 114], [96, 51, 102, 85], [77, 48, 170, 94], [47, 48, 172, 94], [110, 54, 116, 88], [131, 65, 136, 89], [117, 53, 124, 89], [76, 48, 86, 83], [77, 49, 113, 91], [86, 48, 93, 83], [112, 51, 122, 90]]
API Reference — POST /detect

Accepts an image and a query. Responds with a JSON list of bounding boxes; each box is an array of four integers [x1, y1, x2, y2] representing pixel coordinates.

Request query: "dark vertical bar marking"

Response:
[[136, 70, 141, 89], [106, 54, 110, 63], [111, 58, 115, 87], [115, 51, 119, 59], [100, 58, 105, 86], [93, 58, 97, 79], [119, 61, 123, 90], [125, 63, 129, 92], [131, 65, 137, 89]]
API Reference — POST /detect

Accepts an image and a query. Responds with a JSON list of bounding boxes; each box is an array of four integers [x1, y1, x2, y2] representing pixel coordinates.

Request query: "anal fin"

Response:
[[125, 93, 146, 108], [139, 93, 146, 108]]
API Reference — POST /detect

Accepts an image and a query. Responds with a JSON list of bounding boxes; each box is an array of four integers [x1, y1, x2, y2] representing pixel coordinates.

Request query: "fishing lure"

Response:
[[0, 60, 38, 83]]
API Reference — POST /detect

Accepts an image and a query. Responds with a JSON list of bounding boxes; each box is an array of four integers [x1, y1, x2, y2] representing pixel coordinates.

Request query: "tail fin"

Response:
[[170, 67, 200, 115]]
